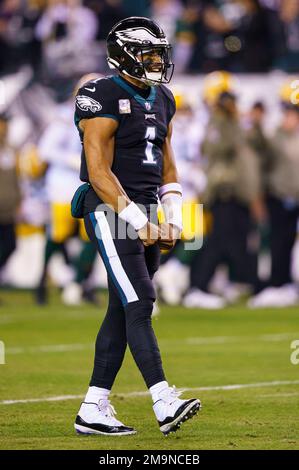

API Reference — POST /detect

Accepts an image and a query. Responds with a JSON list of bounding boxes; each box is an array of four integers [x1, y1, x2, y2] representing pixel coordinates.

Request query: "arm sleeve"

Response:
[[75, 80, 119, 125]]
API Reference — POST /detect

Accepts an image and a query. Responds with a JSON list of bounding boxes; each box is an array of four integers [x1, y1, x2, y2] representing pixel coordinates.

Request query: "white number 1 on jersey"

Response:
[[143, 126, 157, 165]]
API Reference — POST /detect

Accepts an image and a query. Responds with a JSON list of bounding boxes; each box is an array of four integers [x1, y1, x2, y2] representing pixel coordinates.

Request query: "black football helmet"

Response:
[[107, 17, 174, 86]]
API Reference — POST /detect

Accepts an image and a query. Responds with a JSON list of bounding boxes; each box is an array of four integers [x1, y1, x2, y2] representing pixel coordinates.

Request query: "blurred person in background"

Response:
[[183, 71, 262, 309], [155, 90, 207, 306], [121, 0, 150, 18], [174, 1, 204, 74], [1, 0, 298, 78], [85, 0, 125, 41], [0, 0, 23, 75], [199, 0, 272, 72], [35, 87, 97, 306], [151, 0, 183, 44], [246, 101, 273, 183], [0, 0, 44, 76], [35, 0, 99, 80], [245, 102, 273, 225], [244, 101, 273, 293], [17, 142, 48, 228], [270, 0, 299, 72], [0, 113, 21, 286], [12, 0, 44, 75], [249, 81, 299, 307]]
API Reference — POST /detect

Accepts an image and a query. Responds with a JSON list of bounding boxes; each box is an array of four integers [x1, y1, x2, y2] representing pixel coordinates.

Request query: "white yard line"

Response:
[[6, 343, 93, 354], [259, 333, 299, 342], [1, 380, 299, 406], [4, 332, 299, 355], [186, 332, 299, 345], [256, 392, 299, 398], [0, 310, 98, 325]]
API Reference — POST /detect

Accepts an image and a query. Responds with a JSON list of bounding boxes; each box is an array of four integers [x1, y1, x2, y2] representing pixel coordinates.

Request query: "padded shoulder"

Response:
[[75, 76, 120, 122]]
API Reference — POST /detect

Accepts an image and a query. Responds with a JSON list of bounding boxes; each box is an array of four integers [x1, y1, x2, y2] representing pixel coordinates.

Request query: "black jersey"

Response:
[[74, 75, 176, 213]]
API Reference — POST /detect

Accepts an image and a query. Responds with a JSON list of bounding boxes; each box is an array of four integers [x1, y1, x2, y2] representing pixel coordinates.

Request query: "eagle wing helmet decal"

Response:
[[115, 27, 167, 45]]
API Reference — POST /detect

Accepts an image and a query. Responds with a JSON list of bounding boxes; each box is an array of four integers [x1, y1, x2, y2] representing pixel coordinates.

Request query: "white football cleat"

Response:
[[62, 282, 83, 306], [155, 259, 189, 305], [223, 283, 250, 303], [248, 284, 299, 308], [153, 385, 201, 435], [74, 399, 136, 436], [183, 288, 226, 309]]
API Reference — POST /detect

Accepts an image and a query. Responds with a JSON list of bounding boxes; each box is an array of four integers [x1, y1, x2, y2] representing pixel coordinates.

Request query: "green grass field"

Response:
[[0, 289, 298, 450]]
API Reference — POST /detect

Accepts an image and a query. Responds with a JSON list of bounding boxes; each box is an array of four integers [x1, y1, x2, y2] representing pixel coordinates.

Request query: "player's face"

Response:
[[138, 49, 163, 73]]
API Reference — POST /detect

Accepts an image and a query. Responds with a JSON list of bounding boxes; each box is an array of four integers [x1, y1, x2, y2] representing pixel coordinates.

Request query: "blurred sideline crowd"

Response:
[[1, 0, 299, 83], [1, 0, 299, 310], [1, 68, 299, 309], [159, 73, 299, 309]]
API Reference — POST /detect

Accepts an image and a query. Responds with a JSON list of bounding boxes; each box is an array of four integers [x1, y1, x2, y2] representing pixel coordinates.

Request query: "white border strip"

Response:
[[1, 380, 299, 405]]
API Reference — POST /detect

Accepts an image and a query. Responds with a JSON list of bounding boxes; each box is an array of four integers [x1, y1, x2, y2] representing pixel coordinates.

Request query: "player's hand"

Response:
[[158, 223, 181, 250], [137, 222, 160, 246]]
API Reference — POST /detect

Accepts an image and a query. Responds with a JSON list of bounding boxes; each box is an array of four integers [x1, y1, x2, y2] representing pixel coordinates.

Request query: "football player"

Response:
[[74, 17, 200, 436]]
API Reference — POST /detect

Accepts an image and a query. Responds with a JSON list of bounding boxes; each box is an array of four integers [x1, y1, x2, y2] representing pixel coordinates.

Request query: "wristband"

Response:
[[159, 183, 182, 199], [161, 193, 183, 232], [119, 201, 148, 231]]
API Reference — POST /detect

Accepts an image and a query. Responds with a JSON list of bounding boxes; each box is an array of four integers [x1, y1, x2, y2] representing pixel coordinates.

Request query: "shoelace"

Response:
[[98, 399, 117, 418], [161, 385, 185, 404]]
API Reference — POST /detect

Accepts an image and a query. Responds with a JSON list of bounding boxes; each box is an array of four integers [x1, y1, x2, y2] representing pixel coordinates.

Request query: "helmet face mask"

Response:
[[107, 17, 174, 86]]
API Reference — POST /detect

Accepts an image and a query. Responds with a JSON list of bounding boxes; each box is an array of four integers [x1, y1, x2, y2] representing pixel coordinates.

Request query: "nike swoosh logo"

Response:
[[85, 87, 96, 92]]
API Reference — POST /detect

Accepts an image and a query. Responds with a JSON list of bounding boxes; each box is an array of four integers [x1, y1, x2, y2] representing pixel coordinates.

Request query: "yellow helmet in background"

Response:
[[170, 85, 190, 111], [279, 77, 299, 106], [18, 144, 47, 180], [174, 92, 185, 110], [170, 85, 192, 111], [202, 71, 236, 106]]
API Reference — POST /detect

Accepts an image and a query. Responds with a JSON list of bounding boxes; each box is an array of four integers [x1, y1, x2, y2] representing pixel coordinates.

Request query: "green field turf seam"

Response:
[[4, 331, 299, 356]]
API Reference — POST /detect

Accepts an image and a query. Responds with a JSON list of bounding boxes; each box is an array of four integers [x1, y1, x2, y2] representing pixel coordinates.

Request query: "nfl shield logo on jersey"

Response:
[[145, 102, 152, 111], [118, 99, 131, 114]]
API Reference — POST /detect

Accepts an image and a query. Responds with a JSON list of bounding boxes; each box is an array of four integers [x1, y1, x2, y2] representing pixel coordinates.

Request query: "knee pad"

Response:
[[124, 299, 162, 389], [132, 277, 156, 304], [125, 299, 154, 329]]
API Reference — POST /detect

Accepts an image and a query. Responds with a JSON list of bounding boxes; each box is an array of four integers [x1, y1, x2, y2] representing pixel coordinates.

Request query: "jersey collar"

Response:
[[111, 75, 157, 111]]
